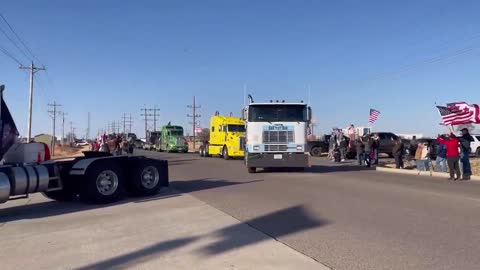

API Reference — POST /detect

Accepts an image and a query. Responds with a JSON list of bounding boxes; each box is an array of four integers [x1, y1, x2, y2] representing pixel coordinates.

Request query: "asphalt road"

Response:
[[139, 150, 480, 270]]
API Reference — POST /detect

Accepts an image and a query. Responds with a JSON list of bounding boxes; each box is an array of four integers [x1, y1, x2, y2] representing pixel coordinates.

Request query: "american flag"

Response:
[[369, 109, 380, 124], [437, 102, 480, 125]]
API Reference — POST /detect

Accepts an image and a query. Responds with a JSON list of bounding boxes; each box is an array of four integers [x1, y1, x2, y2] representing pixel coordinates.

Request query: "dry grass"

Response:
[[472, 160, 480, 176], [52, 145, 90, 158]]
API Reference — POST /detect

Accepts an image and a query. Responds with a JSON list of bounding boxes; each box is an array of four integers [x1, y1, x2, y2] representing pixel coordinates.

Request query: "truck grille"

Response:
[[263, 130, 294, 143], [264, 145, 287, 152]]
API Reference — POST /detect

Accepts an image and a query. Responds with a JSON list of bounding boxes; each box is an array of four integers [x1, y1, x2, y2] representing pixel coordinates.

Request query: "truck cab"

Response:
[[200, 114, 246, 159], [159, 124, 188, 153], [243, 98, 312, 173]]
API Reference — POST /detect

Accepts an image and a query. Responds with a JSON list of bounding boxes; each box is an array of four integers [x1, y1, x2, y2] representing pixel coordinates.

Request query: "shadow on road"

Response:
[[171, 178, 263, 193], [0, 189, 179, 223], [73, 205, 328, 270]]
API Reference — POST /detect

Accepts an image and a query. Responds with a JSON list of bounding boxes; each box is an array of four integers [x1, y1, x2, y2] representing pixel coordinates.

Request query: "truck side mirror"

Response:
[[242, 108, 248, 120], [307, 107, 312, 121]]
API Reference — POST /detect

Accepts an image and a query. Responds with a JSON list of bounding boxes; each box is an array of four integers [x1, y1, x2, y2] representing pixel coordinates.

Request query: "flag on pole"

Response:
[[437, 102, 480, 125], [369, 109, 380, 124]]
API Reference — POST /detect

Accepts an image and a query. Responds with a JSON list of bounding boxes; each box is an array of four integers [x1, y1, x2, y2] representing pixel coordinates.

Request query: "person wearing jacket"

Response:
[[437, 133, 461, 180], [364, 137, 373, 167], [356, 138, 365, 165], [435, 137, 448, 173], [392, 138, 404, 169], [458, 128, 474, 180]]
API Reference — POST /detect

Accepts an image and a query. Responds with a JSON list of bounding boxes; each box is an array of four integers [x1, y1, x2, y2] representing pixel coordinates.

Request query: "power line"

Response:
[[0, 13, 41, 64], [0, 45, 23, 65], [0, 24, 30, 62]]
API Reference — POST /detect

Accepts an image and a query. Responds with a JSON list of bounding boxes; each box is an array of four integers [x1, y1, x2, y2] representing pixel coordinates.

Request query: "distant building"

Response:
[[33, 134, 58, 145]]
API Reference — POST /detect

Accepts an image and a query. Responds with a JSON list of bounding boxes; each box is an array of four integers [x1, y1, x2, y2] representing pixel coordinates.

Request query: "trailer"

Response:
[[0, 85, 169, 205]]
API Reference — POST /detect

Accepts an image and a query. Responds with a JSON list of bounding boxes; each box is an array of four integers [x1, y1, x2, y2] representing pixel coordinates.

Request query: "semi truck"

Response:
[[199, 113, 246, 159], [243, 95, 312, 173], [0, 84, 169, 205], [158, 124, 188, 153]]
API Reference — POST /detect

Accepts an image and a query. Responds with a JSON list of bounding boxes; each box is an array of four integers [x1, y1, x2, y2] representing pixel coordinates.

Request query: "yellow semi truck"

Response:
[[199, 114, 246, 159]]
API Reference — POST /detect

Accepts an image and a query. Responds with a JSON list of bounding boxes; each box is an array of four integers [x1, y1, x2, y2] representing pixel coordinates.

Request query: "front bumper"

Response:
[[246, 152, 310, 168], [169, 145, 188, 152]]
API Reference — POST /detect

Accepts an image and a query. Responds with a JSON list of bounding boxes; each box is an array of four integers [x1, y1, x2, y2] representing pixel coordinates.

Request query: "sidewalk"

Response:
[[0, 190, 328, 270]]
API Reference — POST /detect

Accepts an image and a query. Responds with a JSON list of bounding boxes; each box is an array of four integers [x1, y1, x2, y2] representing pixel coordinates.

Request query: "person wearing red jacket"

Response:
[[437, 133, 461, 180]]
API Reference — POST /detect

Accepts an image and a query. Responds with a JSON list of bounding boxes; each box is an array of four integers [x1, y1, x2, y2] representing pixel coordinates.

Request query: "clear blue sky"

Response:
[[1, 0, 480, 138]]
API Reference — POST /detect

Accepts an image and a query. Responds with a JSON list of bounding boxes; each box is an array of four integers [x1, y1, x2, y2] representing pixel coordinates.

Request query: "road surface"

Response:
[[140, 150, 480, 270]]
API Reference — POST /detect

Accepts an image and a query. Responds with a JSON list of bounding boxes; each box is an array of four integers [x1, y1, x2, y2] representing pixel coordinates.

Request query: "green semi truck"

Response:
[[157, 123, 189, 153]]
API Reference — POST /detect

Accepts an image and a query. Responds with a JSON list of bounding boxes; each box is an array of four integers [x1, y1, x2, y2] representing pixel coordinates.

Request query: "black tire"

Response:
[[42, 189, 77, 201], [79, 160, 126, 204], [223, 146, 230, 160], [131, 159, 164, 196], [205, 144, 211, 157], [476, 148, 480, 158], [310, 146, 322, 157], [248, 167, 256, 173], [388, 153, 394, 158]]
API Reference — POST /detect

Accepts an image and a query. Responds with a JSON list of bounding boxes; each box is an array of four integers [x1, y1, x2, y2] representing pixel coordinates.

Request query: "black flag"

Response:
[[0, 92, 19, 159]]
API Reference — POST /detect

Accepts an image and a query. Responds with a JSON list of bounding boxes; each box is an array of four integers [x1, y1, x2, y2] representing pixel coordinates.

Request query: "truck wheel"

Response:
[[131, 160, 163, 196], [248, 167, 256, 173], [310, 146, 322, 157], [205, 144, 211, 157], [80, 160, 126, 204], [476, 148, 480, 158], [222, 147, 230, 160], [42, 189, 77, 201]]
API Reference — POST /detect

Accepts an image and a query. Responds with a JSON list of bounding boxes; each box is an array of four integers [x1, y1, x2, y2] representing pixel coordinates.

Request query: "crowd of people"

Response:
[[91, 134, 134, 155], [327, 125, 475, 181]]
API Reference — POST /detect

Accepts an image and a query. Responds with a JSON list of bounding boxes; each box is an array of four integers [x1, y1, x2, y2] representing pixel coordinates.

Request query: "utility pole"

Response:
[[152, 106, 160, 132], [86, 112, 91, 140], [61, 112, 67, 146], [69, 121, 74, 145], [19, 61, 46, 142], [187, 96, 201, 151], [141, 106, 153, 141], [47, 101, 61, 156], [122, 113, 134, 134]]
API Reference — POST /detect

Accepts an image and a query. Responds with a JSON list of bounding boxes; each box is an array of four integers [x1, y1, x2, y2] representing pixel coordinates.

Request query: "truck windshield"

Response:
[[227, 125, 245, 132], [169, 130, 183, 136], [248, 105, 307, 122]]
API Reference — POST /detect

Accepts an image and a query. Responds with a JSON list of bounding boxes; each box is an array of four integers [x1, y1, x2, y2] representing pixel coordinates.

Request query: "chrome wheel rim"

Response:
[[141, 166, 160, 189], [96, 170, 119, 196]]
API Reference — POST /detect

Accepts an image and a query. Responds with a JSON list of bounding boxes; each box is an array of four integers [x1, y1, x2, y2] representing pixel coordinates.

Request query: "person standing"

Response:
[[437, 133, 461, 180], [356, 138, 365, 165], [364, 137, 373, 167], [458, 128, 474, 180], [372, 134, 380, 165], [392, 138, 404, 169], [328, 131, 336, 160], [435, 137, 448, 173], [338, 133, 348, 162]]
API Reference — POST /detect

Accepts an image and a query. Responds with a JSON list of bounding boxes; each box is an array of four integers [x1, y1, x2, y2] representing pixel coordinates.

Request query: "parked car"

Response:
[[404, 138, 438, 160], [307, 135, 330, 157], [469, 134, 480, 157], [365, 132, 400, 157]]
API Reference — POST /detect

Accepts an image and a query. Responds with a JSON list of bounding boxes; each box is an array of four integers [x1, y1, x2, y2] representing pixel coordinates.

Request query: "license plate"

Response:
[[273, 154, 283, 160]]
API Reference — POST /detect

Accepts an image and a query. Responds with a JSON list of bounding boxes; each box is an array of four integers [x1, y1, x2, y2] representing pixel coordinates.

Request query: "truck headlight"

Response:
[[253, 145, 260, 151], [296, 145, 303, 150]]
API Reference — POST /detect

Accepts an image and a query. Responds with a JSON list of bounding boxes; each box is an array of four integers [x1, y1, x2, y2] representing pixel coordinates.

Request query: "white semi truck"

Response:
[[0, 85, 169, 205], [243, 95, 312, 173]]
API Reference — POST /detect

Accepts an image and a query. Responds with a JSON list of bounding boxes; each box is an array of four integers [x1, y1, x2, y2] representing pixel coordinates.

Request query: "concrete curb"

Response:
[[375, 166, 480, 181]]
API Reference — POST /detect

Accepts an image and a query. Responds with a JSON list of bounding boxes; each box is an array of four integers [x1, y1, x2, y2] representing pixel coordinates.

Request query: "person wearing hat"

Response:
[[458, 128, 474, 180]]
